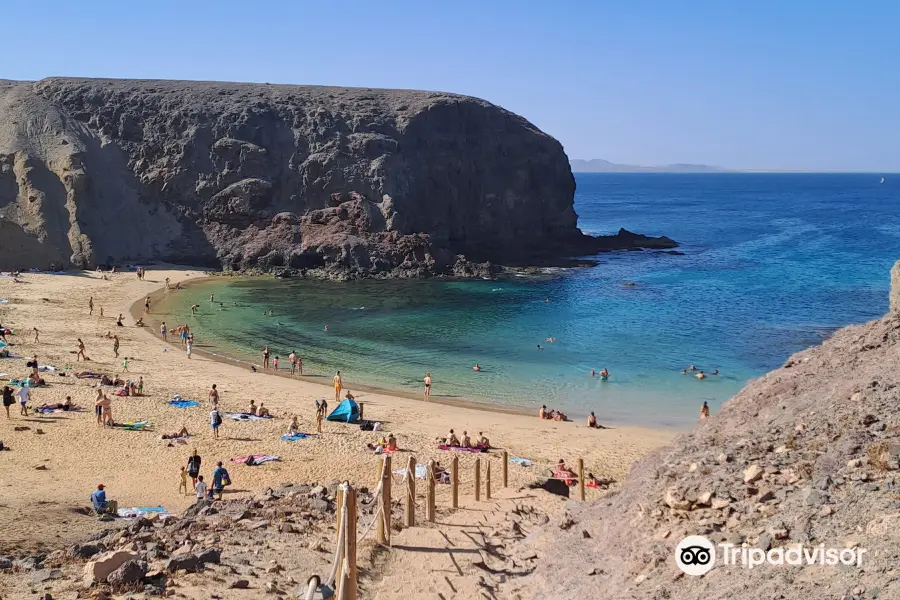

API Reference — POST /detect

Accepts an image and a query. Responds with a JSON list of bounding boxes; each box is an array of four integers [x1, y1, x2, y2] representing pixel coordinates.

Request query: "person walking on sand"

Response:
[[700, 401, 710, 420], [144, 296, 151, 314], [160, 321, 167, 342], [16, 384, 30, 416], [424, 372, 432, 400], [333, 371, 343, 402], [32, 327, 40, 343], [208, 384, 219, 405], [289, 351, 297, 376], [212, 461, 230, 500], [194, 475, 208, 501], [210, 405, 222, 439], [112, 335, 119, 358], [89, 296, 94, 316], [263, 346, 270, 370], [2, 385, 14, 418], [76, 338, 86, 361]]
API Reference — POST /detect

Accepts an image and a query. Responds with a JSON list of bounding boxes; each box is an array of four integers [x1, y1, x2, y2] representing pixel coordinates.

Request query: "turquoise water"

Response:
[[160, 174, 897, 428]]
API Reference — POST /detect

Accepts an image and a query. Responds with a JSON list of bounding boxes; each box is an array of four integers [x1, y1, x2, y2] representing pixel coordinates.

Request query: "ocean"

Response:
[[157, 173, 897, 428]]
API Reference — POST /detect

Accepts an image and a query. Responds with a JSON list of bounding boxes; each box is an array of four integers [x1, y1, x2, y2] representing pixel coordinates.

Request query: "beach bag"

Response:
[[221, 470, 231, 486], [214, 412, 222, 427]]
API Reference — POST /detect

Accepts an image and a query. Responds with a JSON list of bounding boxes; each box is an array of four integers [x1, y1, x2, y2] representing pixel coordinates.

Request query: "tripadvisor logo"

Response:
[[675, 535, 867, 575]]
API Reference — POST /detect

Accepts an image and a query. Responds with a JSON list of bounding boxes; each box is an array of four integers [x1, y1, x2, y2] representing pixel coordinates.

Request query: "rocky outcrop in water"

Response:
[[0, 78, 675, 276]]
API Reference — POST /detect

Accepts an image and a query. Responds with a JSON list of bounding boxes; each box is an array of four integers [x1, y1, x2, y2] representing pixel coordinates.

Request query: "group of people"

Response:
[[539, 405, 568, 421], [260, 346, 305, 376], [682, 364, 720, 379], [179, 450, 232, 501], [442, 429, 490, 449]]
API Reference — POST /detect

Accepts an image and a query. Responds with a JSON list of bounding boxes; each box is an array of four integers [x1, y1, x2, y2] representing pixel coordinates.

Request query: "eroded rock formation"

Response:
[[0, 78, 675, 276]]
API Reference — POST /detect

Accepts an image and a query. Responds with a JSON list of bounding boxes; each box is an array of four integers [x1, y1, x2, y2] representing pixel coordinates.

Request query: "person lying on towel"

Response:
[[160, 425, 190, 440]]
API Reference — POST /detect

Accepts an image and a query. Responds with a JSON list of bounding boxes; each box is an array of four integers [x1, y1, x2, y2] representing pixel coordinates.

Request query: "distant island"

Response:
[[570, 158, 730, 173]]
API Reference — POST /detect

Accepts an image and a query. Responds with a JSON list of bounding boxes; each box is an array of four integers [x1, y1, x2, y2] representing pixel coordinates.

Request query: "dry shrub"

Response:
[[867, 441, 891, 472]]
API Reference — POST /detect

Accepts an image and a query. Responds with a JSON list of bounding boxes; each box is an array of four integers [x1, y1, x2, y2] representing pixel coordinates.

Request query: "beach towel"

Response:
[[393, 464, 428, 480], [438, 444, 486, 453], [114, 388, 128, 396], [37, 365, 58, 373], [227, 412, 272, 422], [281, 433, 310, 441], [168, 400, 199, 408], [0, 299, 8, 304], [509, 457, 533, 467], [37, 406, 84, 414], [113, 420, 154, 431], [231, 454, 280, 465], [117, 506, 169, 519]]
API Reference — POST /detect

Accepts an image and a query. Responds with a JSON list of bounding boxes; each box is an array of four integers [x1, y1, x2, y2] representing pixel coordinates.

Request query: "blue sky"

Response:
[[4, 1, 898, 171]]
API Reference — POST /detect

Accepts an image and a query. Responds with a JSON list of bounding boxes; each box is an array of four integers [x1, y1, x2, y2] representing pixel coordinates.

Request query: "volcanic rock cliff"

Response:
[[0, 78, 675, 276]]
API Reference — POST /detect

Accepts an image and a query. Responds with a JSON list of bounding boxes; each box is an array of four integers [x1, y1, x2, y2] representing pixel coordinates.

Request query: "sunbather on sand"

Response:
[[386, 433, 398, 451], [553, 459, 577, 485], [39, 396, 75, 411], [247, 399, 257, 415], [477, 431, 490, 448], [160, 425, 190, 440], [287, 416, 300, 435], [461, 431, 472, 448], [257, 403, 271, 417]]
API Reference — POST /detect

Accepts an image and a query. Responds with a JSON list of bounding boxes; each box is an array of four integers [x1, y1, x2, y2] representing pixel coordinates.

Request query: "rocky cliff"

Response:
[[502, 261, 900, 600], [0, 78, 675, 276]]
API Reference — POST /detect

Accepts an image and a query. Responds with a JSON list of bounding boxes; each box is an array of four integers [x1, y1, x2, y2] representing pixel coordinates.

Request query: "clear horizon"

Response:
[[4, 0, 897, 172]]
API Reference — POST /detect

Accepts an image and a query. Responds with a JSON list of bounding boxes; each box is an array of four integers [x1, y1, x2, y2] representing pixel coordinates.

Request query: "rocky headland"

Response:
[[0, 78, 675, 277]]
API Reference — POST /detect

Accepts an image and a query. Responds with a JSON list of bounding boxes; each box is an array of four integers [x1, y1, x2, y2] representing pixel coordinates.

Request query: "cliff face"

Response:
[[0, 78, 675, 276]]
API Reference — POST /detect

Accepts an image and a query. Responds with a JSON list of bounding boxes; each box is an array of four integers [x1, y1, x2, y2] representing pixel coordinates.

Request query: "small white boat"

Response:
[[881, 177, 886, 184]]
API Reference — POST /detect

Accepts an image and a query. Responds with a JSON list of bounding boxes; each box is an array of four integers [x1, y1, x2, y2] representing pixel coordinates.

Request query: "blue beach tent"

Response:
[[326, 399, 361, 423]]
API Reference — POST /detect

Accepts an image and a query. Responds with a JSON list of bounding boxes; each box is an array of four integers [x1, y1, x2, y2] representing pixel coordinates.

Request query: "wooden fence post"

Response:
[[486, 461, 492, 500], [451, 456, 458, 508], [405, 456, 416, 528], [335, 487, 345, 585], [426, 460, 436, 522], [474, 458, 481, 501], [337, 485, 357, 600], [377, 455, 392, 545], [578, 458, 585, 501], [502, 450, 508, 488]]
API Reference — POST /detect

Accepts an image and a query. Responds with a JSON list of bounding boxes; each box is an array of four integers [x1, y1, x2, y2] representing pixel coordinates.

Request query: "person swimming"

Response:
[[600, 368, 609, 381], [537, 345, 543, 350], [696, 371, 707, 380], [688, 364, 697, 371], [473, 364, 481, 372], [712, 369, 720, 375]]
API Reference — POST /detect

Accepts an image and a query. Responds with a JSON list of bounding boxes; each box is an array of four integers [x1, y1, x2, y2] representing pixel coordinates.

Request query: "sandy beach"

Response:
[[0, 267, 674, 556]]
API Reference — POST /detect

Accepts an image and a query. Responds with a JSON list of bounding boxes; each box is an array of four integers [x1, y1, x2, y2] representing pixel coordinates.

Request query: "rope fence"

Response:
[[304, 451, 599, 597]]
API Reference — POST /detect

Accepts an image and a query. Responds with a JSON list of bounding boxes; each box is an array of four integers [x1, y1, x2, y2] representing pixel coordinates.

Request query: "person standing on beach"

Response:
[[210, 405, 222, 439], [273, 356, 279, 371], [165, 277, 170, 290], [263, 346, 270, 370], [112, 335, 120, 358], [2, 386, 14, 418], [15, 385, 30, 416], [333, 371, 342, 402], [194, 475, 208, 501], [187, 449, 202, 487], [424, 372, 432, 400], [76, 338, 86, 361], [316, 399, 327, 433], [186, 336, 193, 359], [700, 401, 710, 420], [298, 356, 303, 376], [209, 384, 219, 405], [160, 321, 167, 341], [88, 296, 94, 316], [144, 297, 151, 314], [289, 351, 297, 376], [138, 376, 144, 395]]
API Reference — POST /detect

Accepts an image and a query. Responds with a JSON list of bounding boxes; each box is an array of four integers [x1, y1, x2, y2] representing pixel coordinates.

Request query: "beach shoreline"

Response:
[[131, 273, 548, 420], [0, 265, 676, 558]]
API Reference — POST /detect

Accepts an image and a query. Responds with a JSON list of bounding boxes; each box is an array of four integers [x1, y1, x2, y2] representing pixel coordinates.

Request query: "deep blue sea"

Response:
[[160, 174, 898, 428]]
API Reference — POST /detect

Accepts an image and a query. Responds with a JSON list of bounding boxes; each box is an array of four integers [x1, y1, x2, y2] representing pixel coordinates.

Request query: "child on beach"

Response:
[[179, 466, 188, 496], [273, 356, 279, 371], [121, 358, 129, 372], [194, 475, 208, 501], [138, 377, 144, 395], [160, 322, 167, 341]]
